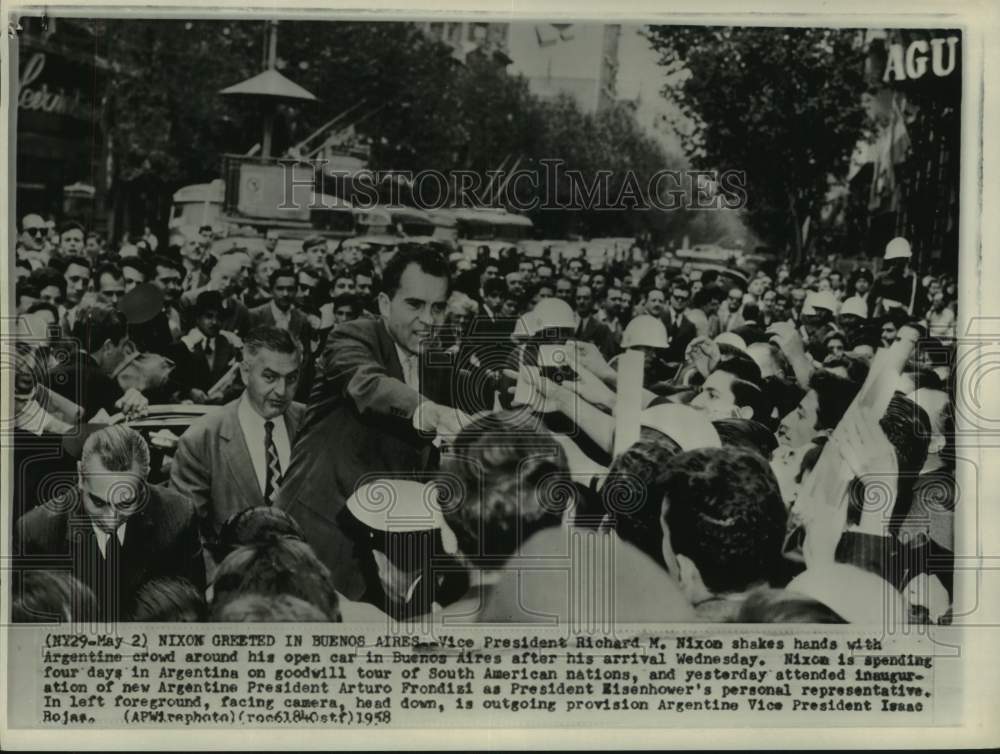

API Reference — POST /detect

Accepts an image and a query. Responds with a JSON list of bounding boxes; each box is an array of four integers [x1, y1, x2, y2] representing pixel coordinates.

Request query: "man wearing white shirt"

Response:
[[171, 326, 305, 554], [249, 268, 308, 340]]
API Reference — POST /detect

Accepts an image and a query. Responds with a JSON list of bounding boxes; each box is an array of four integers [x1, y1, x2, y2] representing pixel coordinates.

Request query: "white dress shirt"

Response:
[[237, 392, 291, 495], [91, 521, 127, 558], [394, 343, 420, 392]]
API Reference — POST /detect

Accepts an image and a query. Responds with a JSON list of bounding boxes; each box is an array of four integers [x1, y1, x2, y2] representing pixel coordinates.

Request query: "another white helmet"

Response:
[[513, 297, 577, 338], [621, 314, 668, 349], [884, 236, 912, 260]]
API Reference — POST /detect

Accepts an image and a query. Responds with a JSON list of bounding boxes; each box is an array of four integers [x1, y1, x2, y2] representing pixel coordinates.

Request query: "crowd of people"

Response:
[[11, 210, 959, 627]]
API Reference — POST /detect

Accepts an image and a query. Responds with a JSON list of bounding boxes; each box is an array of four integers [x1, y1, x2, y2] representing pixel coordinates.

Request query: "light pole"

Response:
[[219, 20, 317, 158]]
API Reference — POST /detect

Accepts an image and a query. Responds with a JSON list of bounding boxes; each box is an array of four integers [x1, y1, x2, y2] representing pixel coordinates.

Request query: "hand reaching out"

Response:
[[115, 387, 149, 420], [565, 340, 616, 385]]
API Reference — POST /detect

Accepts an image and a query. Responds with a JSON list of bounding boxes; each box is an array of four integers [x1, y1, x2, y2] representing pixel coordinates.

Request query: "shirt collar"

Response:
[[394, 342, 417, 367], [181, 327, 207, 350], [91, 520, 127, 556]]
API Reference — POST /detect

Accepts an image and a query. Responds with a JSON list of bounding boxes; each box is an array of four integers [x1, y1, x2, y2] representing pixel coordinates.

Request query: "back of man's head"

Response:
[[809, 368, 863, 432], [661, 447, 787, 596], [12, 571, 97, 623], [605, 433, 684, 569], [72, 303, 128, 356], [441, 410, 571, 567], [712, 417, 779, 459], [212, 593, 328, 622], [212, 536, 341, 621], [879, 392, 932, 480]]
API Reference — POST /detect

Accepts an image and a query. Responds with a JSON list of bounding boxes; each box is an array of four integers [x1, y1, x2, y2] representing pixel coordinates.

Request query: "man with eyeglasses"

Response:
[[19, 214, 51, 268], [661, 281, 696, 364], [16, 424, 205, 620]]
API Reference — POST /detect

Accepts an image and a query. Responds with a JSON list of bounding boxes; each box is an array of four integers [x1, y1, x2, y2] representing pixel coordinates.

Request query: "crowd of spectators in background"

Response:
[[12, 210, 958, 627]]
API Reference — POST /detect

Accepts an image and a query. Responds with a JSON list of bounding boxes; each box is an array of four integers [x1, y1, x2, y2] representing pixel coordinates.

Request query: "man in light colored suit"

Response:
[[248, 267, 309, 341], [170, 326, 304, 554]]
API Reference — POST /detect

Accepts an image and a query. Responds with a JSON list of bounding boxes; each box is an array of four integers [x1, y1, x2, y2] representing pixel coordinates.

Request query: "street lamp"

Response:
[[219, 20, 317, 158]]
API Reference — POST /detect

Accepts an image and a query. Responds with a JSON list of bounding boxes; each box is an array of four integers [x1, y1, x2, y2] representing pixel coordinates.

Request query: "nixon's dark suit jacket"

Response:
[[277, 318, 468, 601]]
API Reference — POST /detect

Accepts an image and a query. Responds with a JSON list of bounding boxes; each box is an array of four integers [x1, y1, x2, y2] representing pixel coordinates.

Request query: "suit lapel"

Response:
[[219, 401, 264, 505], [211, 336, 234, 381], [118, 491, 158, 593], [290, 309, 305, 337]]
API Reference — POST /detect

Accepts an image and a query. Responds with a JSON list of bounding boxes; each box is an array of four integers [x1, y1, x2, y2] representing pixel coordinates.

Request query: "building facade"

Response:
[[508, 23, 622, 114], [14, 16, 110, 230]]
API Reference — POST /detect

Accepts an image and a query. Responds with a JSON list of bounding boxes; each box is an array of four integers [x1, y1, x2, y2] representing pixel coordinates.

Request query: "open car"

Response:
[[109, 404, 222, 484]]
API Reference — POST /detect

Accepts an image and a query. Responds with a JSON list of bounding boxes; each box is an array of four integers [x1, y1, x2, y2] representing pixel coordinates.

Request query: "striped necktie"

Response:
[[263, 420, 282, 505]]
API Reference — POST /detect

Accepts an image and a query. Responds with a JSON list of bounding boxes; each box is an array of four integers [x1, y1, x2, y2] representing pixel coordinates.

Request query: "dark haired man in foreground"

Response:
[[278, 245, 475, 602]]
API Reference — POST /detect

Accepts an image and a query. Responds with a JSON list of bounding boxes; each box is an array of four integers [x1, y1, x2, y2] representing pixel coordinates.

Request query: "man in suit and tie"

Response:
[[15, 425, 205, 621], [479, 277, 505, 322], [171, 326, 305, 557], [661, 279, 697, 365], [167, 290, 241, 404], [277, 245, 471, 604], [574, 283, 619, 361], [150, 255, 185, 343], [248, 267, 309, 341]]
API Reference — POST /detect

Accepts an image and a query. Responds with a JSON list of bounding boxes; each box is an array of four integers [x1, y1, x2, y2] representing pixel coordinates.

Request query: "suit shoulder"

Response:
[[336, 317, 381, 341], [249, 302, 269, 316], [18, 495, 72, 546], [150, 484, 197, 528]]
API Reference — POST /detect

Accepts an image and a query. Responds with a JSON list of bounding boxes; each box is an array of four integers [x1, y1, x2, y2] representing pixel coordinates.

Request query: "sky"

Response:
[[506, 22, 688, 160], [617, 24, 687, 158]]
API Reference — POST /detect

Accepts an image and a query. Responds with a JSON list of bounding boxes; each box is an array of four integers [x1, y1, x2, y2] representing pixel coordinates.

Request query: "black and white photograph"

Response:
[[2, 1, 996, 747]]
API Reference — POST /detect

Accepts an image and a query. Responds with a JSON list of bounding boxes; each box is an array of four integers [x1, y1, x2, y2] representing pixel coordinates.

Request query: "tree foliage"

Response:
[[86, 18, 688, 242], [645, 26, 869, 258]]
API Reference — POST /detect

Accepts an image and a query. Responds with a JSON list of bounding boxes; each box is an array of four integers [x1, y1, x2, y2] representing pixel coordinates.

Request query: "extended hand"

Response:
[[115, 387, 149, 419], [566, 339, 616, 384]]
